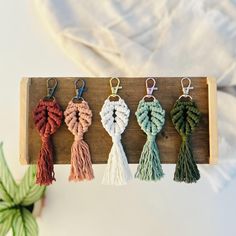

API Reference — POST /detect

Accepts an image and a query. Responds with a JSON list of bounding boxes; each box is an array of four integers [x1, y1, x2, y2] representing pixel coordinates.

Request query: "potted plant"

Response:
[[0, 142, 46, 236]]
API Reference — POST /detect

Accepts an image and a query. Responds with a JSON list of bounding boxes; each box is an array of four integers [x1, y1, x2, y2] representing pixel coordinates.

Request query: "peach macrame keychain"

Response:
[[64, 79, 94, 181], [33, 78, 63, 185]]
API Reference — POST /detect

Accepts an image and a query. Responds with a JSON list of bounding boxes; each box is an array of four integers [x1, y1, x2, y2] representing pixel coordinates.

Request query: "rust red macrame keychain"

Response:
[[33, 78, 63, 186], [64, 79, 94, 182]]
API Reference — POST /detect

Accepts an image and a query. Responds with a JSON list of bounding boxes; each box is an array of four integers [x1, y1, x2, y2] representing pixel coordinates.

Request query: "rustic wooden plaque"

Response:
[[20, 77, 218, 165]]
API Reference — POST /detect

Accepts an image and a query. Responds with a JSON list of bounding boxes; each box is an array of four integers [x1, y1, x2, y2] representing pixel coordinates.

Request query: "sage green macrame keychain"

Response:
[[170, 77, 201, 183], [135, 78, 165, 181]]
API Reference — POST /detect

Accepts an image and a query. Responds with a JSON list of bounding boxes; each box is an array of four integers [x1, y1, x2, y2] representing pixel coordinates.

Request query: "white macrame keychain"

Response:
[[100, 77, 132, 185]]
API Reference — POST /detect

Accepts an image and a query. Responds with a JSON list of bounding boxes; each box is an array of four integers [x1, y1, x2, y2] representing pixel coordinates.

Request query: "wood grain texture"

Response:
[[207, 77, 218, 164], [20, 77, 216, 165]]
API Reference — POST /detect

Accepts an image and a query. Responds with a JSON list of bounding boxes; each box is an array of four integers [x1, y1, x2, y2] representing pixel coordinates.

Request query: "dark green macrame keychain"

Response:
[[135, 78, 165, 181], [170, 78, 201, 183]]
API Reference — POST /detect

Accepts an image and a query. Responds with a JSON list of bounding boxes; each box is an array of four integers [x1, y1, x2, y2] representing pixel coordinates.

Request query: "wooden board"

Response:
[[20, 77, 218, 165]]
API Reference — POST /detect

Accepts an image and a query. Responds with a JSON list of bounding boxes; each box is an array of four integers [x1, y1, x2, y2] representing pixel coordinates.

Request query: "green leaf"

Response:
[[0, 142, 18, 203], [15, 165, 46, 206], [0, 201, 14, 212], [0, 208, 16, 235], [0, 182, 13, 203], [12, 208, 38, 236], [0, 208, 16, 224]]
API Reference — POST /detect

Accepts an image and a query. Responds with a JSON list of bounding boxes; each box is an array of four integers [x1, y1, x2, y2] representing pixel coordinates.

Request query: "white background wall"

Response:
[[0, 1, 236, 236]]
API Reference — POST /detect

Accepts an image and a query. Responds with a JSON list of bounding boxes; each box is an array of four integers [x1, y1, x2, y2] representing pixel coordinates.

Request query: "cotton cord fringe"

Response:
[[64, 100, 94, 181], [100, 98, 132, 185], [135, 100, 165, 181], [33, 99, 63, 185], [171, 100, 201, 183]]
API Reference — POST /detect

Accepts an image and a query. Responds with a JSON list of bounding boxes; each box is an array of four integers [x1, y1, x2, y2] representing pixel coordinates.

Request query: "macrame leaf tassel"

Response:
[[174, 137, 200, 183], [36, 136, 55, 185], [102, 135, 132, 185], [135, 134, 164, 181], [33, 99, 63, 186], [135, 100, 165, 181], [64, 100, 94, 182], [100, 99, 132, 185], [171, 100, 201, 183], [69, 138, 94, 181]]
